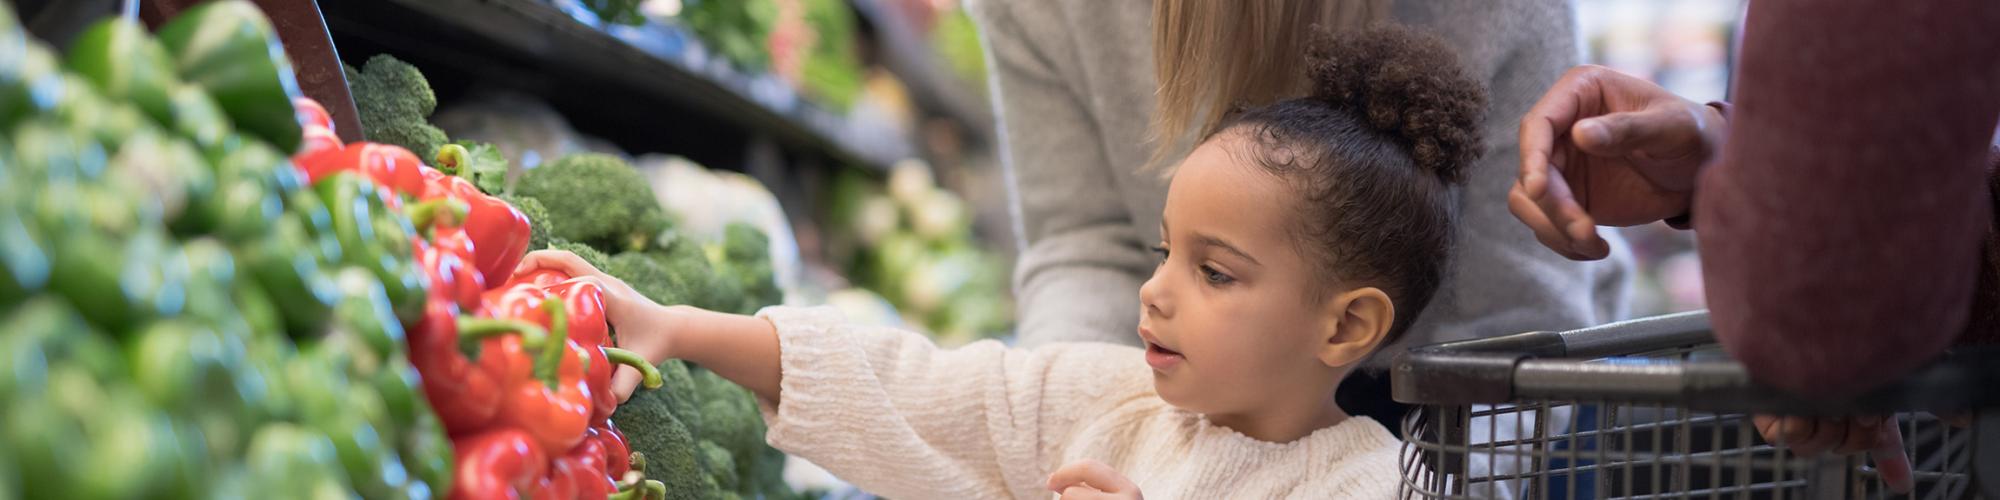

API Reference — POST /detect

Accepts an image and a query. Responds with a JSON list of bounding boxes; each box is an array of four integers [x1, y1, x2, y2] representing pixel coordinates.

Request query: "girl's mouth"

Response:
[[1145, 341, 1185, 370]]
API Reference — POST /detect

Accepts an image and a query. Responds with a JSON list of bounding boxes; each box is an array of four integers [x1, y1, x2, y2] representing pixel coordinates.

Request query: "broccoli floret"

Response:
[[687, 366, 796, 499], [344, 55, 447, 159], [712, 223, 781, 313], [611, 360, 711, 500], [603, 252, 687, 307], [547, 239, 610, 273], [513, 154, 667, 252], [496, 194, 556, 251], [697, 440, 738, 492]]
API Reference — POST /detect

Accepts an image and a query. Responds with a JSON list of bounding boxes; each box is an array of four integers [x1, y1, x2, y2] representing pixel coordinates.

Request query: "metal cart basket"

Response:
[[1392, 311, 2000, 499]]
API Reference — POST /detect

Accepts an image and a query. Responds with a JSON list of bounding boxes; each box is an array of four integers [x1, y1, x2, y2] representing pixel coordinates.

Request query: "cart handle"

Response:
[[1391, 310, 2000, 414]]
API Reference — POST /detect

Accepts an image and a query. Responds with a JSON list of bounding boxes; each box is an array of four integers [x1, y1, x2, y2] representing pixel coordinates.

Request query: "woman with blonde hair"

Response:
[[971, 0, 1629, 429]]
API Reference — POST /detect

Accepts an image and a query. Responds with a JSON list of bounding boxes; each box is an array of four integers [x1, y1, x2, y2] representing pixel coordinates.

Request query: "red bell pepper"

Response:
[[484, 284, 596, 454], [450, 428, 549, 500], [532, 456, 582, 500], [592, 421, 632, 479], [293, 97, 341, 157], [412, 299, 534, 436], [421, 166, 531, 289], [408, 196, 482, 311], [527, 274, 663, 424], [567, 429, 618, 499], [303, 142, 427, 196], [513, 268, 571, 289], [295, 97, 334, 131]]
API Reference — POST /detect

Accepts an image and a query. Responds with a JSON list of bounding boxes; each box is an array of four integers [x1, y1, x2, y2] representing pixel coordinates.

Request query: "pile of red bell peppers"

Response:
[[294, 98, 669, 500]]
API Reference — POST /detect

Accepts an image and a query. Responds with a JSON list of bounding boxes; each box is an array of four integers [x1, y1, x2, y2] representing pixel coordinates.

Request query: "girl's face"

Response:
[[1140, 133, 1352, 417]]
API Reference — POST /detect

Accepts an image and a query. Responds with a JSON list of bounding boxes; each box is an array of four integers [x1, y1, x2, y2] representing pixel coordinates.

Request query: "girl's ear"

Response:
[[1315, 287, 1394, 368]]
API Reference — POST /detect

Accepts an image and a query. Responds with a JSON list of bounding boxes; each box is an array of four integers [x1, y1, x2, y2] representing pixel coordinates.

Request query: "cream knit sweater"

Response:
[[753, 307, 1403, 499]]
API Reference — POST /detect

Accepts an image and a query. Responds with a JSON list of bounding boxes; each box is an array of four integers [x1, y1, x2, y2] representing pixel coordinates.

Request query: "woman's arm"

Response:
[[970, 0, 1155, 347]]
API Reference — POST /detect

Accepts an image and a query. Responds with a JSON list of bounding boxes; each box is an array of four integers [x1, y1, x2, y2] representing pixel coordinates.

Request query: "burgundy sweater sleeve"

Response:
[[1697, 0, 2000, 396]]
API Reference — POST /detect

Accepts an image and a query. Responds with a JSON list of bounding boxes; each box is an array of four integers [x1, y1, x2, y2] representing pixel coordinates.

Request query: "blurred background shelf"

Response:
[[319, 0, 914, 172]]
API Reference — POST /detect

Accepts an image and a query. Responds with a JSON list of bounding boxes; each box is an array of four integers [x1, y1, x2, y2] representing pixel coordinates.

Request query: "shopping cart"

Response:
[[1392, 311, 2000, 499]]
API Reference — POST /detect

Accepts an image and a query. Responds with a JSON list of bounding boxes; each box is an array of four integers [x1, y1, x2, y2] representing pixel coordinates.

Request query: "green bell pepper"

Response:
[[0, 45, 66, 130], [242, 424, 353, 500], [0, 435, 15, 500], [243, 214, 338, 336], [232, 277, 285, 338], [318, 386, 410, 499], [287, 188, 345, 266], [0, 297, 120, 400], [374, 357, 424, 429], [127, 320, 250, 414], [330, 265, 406, 361], [65, 17, 180, 125], [11, 119, 107, 185], [399, 403, 454, 499], [52, 76, 156, 151], [198, 140, 289, 243], [0, 157, 49, 307], [155, 0, 304, 154], [4, 385, 85, 499], [318, 171, 423, 320], [101, 130, 218, 237], [46, 224, 187, 333], [170, 83, 233, 149]]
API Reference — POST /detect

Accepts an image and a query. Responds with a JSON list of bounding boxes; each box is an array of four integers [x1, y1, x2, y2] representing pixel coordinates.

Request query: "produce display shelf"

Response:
[[318, 0, 911, 171], [848, 0, 994, 141]]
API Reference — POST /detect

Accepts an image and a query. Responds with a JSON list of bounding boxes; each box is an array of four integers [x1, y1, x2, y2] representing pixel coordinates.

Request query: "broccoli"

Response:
[[697, 440, 738, 492], [711, 223, 781, 313], [496, 194, 556, 252], [512, 154, 668, 252], [344, 55, 448, 159], [611, 360, 712, 500], [688, 366, 795, 499], [603, 252, 688, 307], [547, 239, 610, 273]]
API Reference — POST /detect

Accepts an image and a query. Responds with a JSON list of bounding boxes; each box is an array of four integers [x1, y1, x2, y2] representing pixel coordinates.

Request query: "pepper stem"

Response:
[[602, 347, 663, 389], [435, 143, 470, 177], [406, 197, 471, 230], [611, 469, 646, 498], [534, 299, 570, 387], [642, 479, 666, 500], [456, 317, 548, 351]]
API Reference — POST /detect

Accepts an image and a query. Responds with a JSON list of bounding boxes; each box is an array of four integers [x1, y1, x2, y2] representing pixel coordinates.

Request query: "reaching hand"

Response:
[[1511, 65, 1728, 260], [1048, 460, 1144, 500], [515, 250, 689, 401]]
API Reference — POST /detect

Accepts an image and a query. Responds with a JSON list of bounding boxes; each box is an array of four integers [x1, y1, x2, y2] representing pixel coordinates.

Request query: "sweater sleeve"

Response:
[[754, 306, 1150, 500], [1698, 0, 2000, 395], [969, 0, 1156, 348]]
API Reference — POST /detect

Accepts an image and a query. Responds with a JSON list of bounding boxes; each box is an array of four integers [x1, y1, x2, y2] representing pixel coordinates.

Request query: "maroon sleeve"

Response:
[[1696, 0, 2000, 396]]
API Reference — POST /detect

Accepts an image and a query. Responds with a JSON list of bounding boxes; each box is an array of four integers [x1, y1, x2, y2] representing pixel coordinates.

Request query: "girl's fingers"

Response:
[[1048, 460, 1137, 494], [1057, 486, 1120, 500], [517, 249, 602, 277]]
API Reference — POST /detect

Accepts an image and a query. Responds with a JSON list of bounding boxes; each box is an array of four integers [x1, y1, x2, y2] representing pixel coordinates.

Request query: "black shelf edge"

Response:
[[322, 0, 910, 171]]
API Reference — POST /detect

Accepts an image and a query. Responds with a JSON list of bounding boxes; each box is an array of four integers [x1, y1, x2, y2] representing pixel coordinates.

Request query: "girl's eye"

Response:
[[1200, 265, 1235, 285], [1150, 244, 1169, 262]]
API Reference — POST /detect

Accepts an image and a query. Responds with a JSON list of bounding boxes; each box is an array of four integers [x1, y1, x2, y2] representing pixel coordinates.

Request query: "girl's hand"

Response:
[[515, 250, 689, 401], [1047, 460, 1143, 500]]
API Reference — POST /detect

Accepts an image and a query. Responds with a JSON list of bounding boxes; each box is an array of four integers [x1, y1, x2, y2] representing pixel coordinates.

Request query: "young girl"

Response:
[[522, 26, 1485, 499]]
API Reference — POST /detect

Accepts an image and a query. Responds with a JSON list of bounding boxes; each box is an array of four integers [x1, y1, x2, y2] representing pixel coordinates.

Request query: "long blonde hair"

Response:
[[1150, 0, 1391, 168]]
